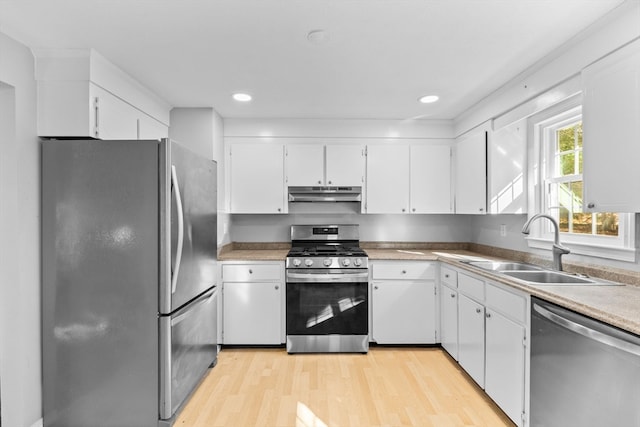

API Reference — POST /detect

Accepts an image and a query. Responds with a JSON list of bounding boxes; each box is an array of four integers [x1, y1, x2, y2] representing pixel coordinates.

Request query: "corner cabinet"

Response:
[[583, 39, 640, 213], [221, 262, 285, 345], [370, 261, 437, 344], [229, 143, 286, 214], [455, 126, 487, 214], [439, 264, 529, 427]]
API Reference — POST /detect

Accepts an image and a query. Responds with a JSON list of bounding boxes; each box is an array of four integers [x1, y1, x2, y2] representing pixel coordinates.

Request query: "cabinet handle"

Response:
[[401, 270, 407, 274], [444, 274, 450, 278], [412, 208, 416, 212], [275, 285, 279, 290], [277, 208, 281, 212], [402, 208, 406, 212], [248, 269, 253, 274], [450, 293, 456, 298], [328, 180, 332, 185], [479, 208, 484, 212], [374, 285, 379, 290], [318, 180, 322, 184], [486, 312, 492, 318], [587, 203, 595, 209], [476, 308, 482, 314]]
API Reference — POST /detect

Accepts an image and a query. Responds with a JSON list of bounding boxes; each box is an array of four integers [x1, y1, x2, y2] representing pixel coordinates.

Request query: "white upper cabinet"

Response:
[[285, 145, 325, 186], [410, 144, 453, 213], [583, 39, 640, 213], [325, 145, 365, 186], [366, 145, 410, 213], [455, 126, 488, 214], [230, 144, 286, 214], [489, 119, 526, 214], [34, 49, 170, 140], [286, 144, 364, 187]]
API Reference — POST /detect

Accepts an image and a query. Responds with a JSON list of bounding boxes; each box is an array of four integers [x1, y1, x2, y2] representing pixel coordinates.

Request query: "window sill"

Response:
[[525, 236, 637, 263]]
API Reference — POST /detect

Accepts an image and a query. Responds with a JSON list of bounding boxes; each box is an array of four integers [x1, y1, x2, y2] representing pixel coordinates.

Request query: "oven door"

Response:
[[285, 269, 369, 353]]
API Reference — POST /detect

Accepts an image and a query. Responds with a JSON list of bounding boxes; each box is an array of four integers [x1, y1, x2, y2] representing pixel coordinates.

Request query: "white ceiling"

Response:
[[0, 0, 628, 120]]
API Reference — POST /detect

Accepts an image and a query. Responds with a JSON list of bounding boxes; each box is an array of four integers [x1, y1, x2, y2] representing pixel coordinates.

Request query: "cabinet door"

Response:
[[458, 294, 485, 387], [440, 283, 458, 360], [485, 309, 525, 426], [372, 280, 436, 344], [455, 129, 487, 214], [286, 144, 324, 186], [366, 145, 410, 213], [222, 282, 282, 345], [230, 144, 285, 213], [94, 90, 139, 140], [583, 39, 640, 213], [410, 144, 452, 213], [326, 145, 365, 186], [489, 120, 526, 214]]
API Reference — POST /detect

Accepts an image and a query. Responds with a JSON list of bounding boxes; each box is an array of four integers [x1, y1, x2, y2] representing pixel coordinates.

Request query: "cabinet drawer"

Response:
[[486, 284, 526, 324], [222, 263, 282, 282], [372, 261, 436, 280], [440, 266, 458, 287], [458, 273, 485, 301]]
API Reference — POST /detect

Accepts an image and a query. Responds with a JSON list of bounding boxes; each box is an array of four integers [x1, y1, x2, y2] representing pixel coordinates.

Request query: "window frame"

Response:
[[526, 97, 636, 262]]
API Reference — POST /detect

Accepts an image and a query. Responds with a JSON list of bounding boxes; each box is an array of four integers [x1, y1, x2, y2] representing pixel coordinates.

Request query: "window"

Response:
[[528, 101, 635, 261]]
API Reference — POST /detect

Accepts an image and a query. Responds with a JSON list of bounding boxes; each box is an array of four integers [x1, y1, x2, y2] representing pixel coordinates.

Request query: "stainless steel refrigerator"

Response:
[[41, 138, 218, 427]]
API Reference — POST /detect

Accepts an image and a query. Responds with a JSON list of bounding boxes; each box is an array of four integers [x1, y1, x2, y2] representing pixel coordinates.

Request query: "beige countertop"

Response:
[[218, 242, 640, 336]]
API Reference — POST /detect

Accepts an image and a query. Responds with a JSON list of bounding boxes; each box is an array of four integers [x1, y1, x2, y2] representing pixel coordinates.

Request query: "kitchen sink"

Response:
[[501, 270, 602, 285], [462, 260, 544, 272]]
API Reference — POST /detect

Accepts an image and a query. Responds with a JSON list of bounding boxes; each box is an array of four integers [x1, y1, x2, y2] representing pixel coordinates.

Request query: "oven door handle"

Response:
[[286, 271, 369, 283]]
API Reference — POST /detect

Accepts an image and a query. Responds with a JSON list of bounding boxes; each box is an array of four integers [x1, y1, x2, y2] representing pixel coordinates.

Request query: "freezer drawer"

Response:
[[159, 287, 218, 423]]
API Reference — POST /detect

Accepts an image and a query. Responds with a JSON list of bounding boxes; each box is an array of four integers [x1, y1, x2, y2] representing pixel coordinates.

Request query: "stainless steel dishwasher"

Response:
[[531, 297, 640, 427]]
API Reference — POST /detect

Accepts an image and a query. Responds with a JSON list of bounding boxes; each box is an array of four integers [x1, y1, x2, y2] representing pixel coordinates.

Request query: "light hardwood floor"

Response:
[[175, 347, 515, 427]]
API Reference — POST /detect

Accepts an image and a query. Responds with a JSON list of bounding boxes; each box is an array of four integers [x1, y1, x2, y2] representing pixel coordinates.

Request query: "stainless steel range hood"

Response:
[[288, 186, 362, 203]]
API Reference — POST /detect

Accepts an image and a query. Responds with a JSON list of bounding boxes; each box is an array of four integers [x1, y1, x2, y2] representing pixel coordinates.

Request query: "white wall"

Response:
[[0, 32, 42, 427]]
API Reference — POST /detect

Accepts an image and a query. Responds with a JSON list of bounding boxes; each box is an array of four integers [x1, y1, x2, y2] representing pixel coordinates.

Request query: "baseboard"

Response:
[[30, 418, 43, 427]]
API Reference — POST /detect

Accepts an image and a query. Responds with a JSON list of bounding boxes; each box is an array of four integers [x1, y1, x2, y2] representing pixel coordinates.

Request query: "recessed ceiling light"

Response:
[[419, 95, 439, 104], [233, 93, 252, 102]]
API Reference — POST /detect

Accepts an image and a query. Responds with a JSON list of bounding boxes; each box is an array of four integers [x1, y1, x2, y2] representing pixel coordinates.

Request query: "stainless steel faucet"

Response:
[[522, 213, 570, 271]]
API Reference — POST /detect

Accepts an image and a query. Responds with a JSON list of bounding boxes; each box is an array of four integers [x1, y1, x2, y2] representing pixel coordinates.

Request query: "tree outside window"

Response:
[[547, 121, 618, 237]]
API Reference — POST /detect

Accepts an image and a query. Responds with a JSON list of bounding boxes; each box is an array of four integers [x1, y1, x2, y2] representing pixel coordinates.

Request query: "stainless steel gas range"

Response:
[[285, 224, 369, 353]]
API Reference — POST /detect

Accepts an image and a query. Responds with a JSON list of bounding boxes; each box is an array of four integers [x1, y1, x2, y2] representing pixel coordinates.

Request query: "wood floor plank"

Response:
[[175, 347, 515, 427]]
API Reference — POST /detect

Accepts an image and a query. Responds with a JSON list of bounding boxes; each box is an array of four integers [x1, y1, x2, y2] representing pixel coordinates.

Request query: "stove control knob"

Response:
[[304, 258, 314, 267], [342, 258, 351, 267], [323, 258, 332, 267], [292, 258, 302, 267], [353, 258, 362, 267]]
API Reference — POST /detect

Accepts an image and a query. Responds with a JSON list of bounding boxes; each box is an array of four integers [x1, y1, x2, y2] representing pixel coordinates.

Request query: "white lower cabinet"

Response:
[[441, 265, 529, 427], [371, 261, 437, 344], [439, 266, 459, 360], [221, 262, 284, 345], [458, 293, 485, 387], [485, 309, 526, 425]]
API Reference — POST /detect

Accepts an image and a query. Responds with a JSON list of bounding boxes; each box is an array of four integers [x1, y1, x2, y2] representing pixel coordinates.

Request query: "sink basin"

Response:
[[501, 270, 598, 285], [463, 261, 544, 272]]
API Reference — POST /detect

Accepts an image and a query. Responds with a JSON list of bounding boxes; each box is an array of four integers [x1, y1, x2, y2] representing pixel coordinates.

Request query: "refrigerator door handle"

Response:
[[171, 164, 185, 294], [171, 288, 217, 326], [533, 303, 640, 357]]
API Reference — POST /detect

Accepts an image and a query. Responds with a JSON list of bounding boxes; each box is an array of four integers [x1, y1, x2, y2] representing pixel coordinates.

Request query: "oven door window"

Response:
[[286, 282, 368, 335]]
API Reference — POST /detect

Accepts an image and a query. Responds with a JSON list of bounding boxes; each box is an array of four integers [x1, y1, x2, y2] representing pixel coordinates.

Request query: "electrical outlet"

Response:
[[500, 224, 507, 237]]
